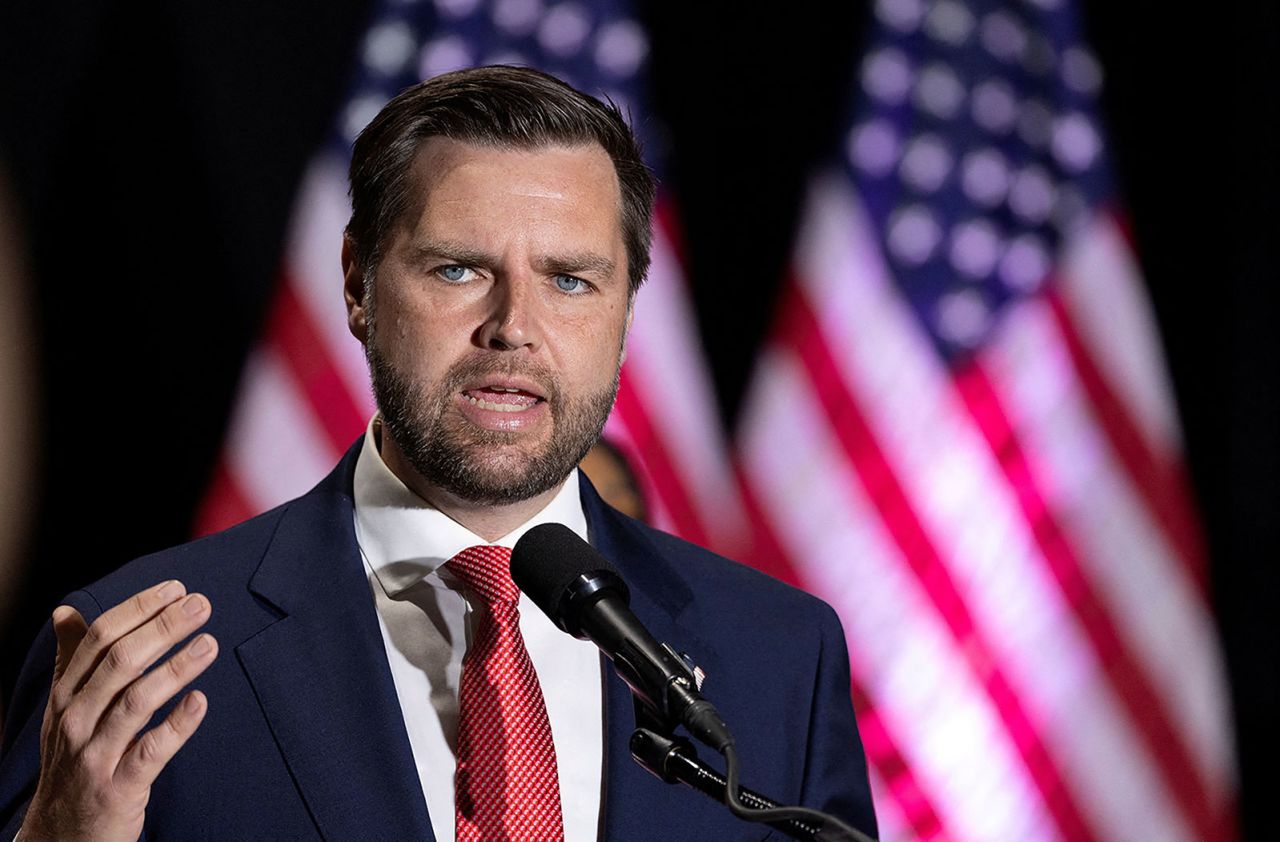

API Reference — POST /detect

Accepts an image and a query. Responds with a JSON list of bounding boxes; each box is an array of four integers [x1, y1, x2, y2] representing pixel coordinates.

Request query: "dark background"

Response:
[[1, 0, 1275, 837]]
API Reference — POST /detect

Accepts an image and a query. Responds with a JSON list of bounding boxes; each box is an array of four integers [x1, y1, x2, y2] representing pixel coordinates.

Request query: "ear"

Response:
[[341, 233, 369, 344]]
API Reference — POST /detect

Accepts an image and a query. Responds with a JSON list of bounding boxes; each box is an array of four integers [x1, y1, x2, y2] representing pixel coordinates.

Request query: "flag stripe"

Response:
[[226, 349, 339, 509], [733, 463, 804, 590], [193, 459, 258, 537], [739, 347, 1061, 841], [284, 156, 377, 409], [599, 412, 683, 532], [848, 683, 950, 842], [611, 367, 710, 548], [1055, 211, 1182, 456], [617, 199, 747, 554], [1048, 290, 1208, 590], [737, 471, 948, 842], [270, 276, 368, 455], [779, 283, 1099, 842], [952, 356, 1222, 842], [982, 294, 1236, 810], [197, 348, 340, 536]]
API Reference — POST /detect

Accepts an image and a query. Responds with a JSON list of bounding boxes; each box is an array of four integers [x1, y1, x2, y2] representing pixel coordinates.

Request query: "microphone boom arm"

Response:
[[629, 726, 874, 842]]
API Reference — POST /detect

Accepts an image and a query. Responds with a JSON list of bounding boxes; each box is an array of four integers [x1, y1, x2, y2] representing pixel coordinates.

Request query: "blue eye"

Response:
[[439, 266, 470, 283], [554, 274, 586, 294]]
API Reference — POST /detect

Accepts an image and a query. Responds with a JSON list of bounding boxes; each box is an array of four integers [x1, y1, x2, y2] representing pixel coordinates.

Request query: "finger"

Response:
[[71, 593, 212, 722], [50, 605, 89, 684], [95, 633, 218, 758], [114, 689, 208, 791], [60, 580, 187, 695]]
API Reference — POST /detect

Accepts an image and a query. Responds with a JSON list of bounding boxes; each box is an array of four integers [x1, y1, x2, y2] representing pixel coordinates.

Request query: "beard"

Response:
[[366, 337, 620, 507]]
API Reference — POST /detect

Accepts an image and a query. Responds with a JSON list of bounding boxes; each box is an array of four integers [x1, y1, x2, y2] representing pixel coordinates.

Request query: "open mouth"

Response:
[[461, 385, 545, 413]]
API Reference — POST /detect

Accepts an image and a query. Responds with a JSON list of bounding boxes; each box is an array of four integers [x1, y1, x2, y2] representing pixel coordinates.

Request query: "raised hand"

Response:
[[18, 580, 218, 842]]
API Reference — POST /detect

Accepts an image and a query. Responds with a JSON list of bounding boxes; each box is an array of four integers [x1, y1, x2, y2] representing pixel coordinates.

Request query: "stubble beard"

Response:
[[366, 333, 621, 507]]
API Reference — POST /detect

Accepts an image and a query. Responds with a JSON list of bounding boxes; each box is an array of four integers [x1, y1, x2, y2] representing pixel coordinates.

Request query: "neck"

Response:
[[378, 428, 564, 542]]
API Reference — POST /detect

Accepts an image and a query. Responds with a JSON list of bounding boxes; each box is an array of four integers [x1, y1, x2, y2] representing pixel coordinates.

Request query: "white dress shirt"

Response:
[[352, 420, 604, 842]]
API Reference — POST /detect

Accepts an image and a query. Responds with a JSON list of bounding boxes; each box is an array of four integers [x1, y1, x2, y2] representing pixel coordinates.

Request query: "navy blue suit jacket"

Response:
[[1, 442, 876, 840]]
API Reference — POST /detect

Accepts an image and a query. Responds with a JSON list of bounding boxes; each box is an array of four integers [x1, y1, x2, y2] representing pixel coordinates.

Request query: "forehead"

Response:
[[401, 137, 622, 231]]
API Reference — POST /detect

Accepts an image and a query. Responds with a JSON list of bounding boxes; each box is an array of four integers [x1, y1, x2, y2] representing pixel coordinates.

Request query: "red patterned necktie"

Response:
[[447, 545, 565, 841]]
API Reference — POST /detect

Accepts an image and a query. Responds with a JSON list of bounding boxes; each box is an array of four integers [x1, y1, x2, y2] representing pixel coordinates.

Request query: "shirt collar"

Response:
[[353, 416, 589, 597]]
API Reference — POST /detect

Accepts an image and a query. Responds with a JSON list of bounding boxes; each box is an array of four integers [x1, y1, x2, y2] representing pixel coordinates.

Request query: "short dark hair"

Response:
[[346, 65, 655, 295]]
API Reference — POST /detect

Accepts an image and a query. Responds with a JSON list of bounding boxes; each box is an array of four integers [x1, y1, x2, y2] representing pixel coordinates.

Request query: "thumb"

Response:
[[50, 605, 88, 683]]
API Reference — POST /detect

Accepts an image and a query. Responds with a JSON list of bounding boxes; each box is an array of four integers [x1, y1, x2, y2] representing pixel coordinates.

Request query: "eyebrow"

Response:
[[533, 252, 617, 279], [410, 239, 618, 280], [409, 239, 496, 270]]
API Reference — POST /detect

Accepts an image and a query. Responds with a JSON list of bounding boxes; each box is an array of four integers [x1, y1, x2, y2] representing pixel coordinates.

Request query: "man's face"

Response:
[[351, 137, 632, 506]]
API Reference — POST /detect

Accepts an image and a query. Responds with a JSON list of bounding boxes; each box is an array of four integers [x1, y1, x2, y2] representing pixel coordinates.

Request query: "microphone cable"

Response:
[[721, 739, 877, 842]]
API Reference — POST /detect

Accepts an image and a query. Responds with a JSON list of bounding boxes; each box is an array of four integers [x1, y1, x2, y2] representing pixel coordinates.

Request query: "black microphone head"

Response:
[[511, 523, 629, 638]]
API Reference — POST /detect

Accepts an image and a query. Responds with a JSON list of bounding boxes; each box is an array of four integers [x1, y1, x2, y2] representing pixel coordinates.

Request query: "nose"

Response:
[[476, 274, 542, 352]]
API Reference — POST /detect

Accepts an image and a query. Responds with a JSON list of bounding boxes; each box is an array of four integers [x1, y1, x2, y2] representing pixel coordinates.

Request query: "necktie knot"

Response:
[[447, 545, 519, 608]]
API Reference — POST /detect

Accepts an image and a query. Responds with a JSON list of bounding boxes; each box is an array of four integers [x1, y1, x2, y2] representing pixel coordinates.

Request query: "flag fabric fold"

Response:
[[735, 0, 1236, 839]]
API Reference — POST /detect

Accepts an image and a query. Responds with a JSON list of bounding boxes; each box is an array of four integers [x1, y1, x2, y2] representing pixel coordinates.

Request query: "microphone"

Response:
[[511, 523, 732, 751], [511, 524, 876, 842]]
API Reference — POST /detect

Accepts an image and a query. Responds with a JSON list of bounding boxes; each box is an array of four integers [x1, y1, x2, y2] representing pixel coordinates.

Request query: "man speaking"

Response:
[[0, 67, 877, 840]]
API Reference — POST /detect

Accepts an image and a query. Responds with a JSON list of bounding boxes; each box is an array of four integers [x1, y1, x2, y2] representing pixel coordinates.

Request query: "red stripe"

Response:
[[192, 457, 257, 537], [736, 465, 947, 840], [733, 462, 805, 589], [778, 283, 1101, 842], [1047, 289, 1209, 592], [612, 367, 711, 548], [846, 682, 949, 842], [954, 359, 1228, 841], [268, 273, 368, 455]]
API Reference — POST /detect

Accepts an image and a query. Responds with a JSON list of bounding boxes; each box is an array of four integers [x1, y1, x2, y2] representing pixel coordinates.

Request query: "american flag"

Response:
[[736, 0, 1237, 840], [194, 0, 746, 556]]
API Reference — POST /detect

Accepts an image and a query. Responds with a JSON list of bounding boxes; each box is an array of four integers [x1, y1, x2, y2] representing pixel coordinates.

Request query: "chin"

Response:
[[424, 444, 571, 506]]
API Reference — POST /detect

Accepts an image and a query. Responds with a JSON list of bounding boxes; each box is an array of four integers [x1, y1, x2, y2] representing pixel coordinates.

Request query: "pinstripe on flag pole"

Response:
[[194, 0, 744, 557], [736, 0, 1236, 840]]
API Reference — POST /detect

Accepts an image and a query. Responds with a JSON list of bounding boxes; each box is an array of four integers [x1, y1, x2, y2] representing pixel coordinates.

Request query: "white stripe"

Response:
[[985, 294, 1237, 803], [790, 172, 1195, 842], [225, 348, 342, 511], [1057, 214, 1181, 454], [283, 154, 377, 418], [740, 348, 1058, 842], [624, 222, 745, 548]]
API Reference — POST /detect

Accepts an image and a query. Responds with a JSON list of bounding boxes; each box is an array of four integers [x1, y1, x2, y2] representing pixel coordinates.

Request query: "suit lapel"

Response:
[[227, 453, 766, 841], [236, 444, 435, 841], [582, 478, 775, 841]]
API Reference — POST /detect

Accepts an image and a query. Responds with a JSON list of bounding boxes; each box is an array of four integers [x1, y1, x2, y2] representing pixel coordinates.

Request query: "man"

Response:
[[0, 67, 876, 840]]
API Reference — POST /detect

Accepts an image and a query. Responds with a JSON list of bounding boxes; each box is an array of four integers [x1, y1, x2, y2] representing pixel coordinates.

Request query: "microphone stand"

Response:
[[628, 705, 873, 842]]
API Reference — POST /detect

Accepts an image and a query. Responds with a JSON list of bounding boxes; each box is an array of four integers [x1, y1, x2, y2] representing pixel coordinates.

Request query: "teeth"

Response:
[[464, 394, 529, 412]]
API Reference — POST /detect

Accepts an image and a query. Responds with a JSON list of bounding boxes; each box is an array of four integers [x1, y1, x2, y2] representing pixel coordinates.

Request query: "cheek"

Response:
[[371, 313, 454, 392], [378, 284, 463, 356], [562, 316, 627, 385]]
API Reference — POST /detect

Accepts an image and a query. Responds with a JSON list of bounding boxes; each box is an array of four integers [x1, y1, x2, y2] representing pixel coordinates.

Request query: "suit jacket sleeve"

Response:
[[803, 601, 878, 838]]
